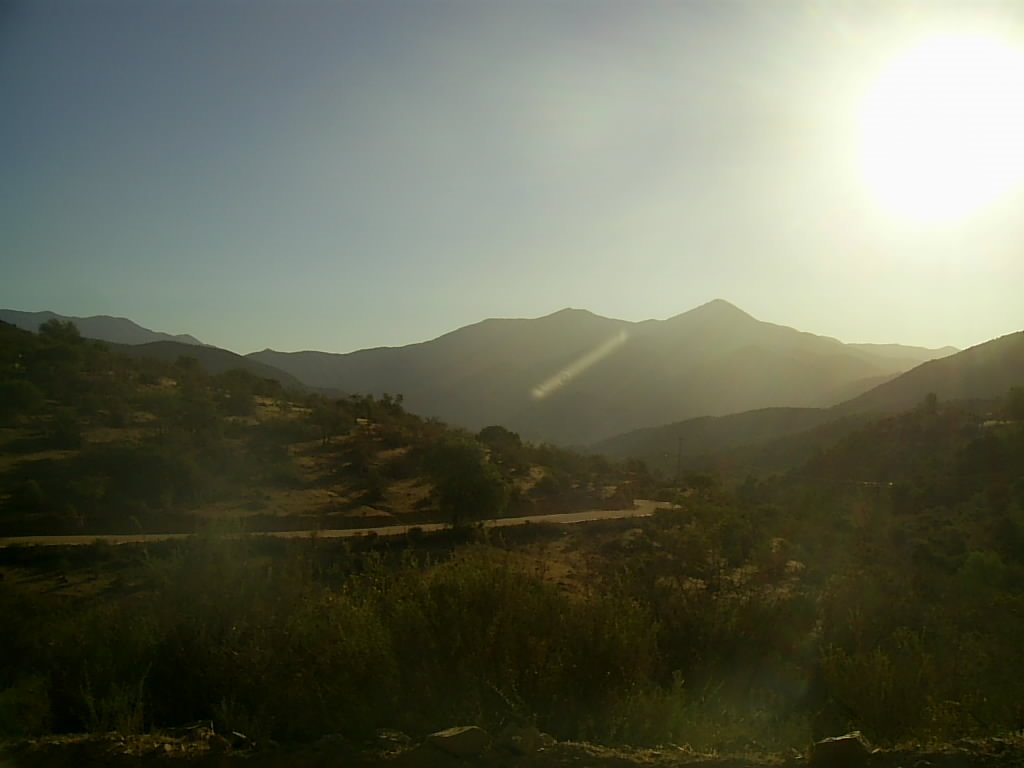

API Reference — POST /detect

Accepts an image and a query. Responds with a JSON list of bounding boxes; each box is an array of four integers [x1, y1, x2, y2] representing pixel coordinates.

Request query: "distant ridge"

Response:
[[249, 299, 957, 444], [835, 330, 1024, 415], [597, 328, 1024, 470], [0, 309, 204, 347], [109, 341, 305, 390]]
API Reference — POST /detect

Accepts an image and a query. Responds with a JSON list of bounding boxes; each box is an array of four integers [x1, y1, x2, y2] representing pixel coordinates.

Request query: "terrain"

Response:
[[598, 330, 1024, 475], [2, 385, 1023, 755], [249, 300, 956, 444], [0, 310, 204, 347], [1, 311, 1023, 767], [7, 728, 1024, 767], [106, 340, 305, 391], [0, 318, 648, 538]]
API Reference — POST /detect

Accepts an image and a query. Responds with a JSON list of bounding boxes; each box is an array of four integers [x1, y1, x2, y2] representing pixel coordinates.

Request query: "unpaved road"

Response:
[[0, 500, 673, 548]]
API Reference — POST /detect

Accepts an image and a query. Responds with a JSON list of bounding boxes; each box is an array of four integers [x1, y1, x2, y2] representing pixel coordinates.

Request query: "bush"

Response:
[[0, 676, 51, 736], [49, 408, 82, 449], [0, 379, 45, 425]]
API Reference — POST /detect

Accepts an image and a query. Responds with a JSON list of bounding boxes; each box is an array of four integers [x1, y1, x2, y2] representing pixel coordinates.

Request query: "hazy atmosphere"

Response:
[[3, 0, 1023, 353], [5, 3, 1024, 763]]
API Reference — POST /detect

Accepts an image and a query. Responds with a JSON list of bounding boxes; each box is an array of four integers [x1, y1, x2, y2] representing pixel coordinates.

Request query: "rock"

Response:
[[496, 724, 542, 756], [207, 734, 231, 753], [374, 728, 413, 748], [426, 725, 491, 757], [227, 731, 250, 750], [809, 731, 872, 767], [169, 720, 214, 742]]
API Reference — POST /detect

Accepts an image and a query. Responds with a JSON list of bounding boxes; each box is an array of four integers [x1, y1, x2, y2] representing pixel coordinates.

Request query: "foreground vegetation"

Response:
[[3, 393, 1024, 750]]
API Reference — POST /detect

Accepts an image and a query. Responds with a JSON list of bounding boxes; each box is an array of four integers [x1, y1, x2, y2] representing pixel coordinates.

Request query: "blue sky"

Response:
[[2, 0, 1023, 353]]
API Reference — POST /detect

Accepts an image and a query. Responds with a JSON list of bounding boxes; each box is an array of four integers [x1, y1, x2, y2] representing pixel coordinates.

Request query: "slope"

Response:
[[0, 320, 646, 537], [835, 330, 1024, 415], [109, 340, 305, 389], [0, 309, 204, 346], [598, 329, 1024, 474], [250, 300, 955, 444]]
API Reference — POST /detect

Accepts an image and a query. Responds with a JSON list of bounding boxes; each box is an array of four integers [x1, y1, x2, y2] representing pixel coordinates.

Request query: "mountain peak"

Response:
[[547, 307, 597, 318], [666, 299, 755, 324], [536, 307, 613, 324], [697, 298, 748, 314]]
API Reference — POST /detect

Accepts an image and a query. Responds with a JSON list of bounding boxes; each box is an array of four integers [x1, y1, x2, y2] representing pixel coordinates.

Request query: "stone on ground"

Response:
[[496, 724, 542, 756], [426, 725, 491, 757], [809, 731, 872, 767]]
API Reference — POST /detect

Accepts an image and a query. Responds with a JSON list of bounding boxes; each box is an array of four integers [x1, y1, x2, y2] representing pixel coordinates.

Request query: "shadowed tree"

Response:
[[1007, 386, 1024, 422], [425, 437, 509, 528], [38, 318, 83, 345]]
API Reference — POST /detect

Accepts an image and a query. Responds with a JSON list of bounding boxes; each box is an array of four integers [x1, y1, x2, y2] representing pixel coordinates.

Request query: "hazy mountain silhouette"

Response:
[[593, 407, 835, 467], [597, 329, 1024, 468], [834, 330, 1024, 415], [109, 341, 304, 389], [0, 309, 204, 347], [250, 299, 955, 444]]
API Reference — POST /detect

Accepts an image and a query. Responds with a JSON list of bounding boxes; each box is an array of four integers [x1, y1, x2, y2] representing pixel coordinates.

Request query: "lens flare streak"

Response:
[[530, 330, 629, 400]]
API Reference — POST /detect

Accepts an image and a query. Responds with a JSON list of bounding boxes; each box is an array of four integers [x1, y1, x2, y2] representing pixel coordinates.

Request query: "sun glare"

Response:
[[859, 33, 1024, 222]]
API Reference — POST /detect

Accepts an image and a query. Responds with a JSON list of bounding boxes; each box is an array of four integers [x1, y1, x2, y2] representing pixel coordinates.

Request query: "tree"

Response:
[[171, 355, 207, 394], [0, 380, 44, 425], [175, 389, 220, 437], [310, 398, 351, 446], [922, 392, 938, 416], [215, 369, 258, 416], [477, 425, 521, 448], [426, 438, 508, 528], [477, 425, 528, 473], [49, 407, 82, 449], [1007, 386, 1024, 422], [38, 318, 82, 345]]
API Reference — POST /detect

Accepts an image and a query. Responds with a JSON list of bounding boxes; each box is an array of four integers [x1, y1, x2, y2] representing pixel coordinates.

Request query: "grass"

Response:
[[4, 508, 1021, 752]]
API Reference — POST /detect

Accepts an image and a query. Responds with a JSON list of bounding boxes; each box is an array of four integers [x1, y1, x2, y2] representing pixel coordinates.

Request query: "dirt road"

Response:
[[0, 499, 673, 548]]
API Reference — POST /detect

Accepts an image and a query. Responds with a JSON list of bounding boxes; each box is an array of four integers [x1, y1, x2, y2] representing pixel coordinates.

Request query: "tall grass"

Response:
[[0, 538, 662, 744], [3, 515, 1024, 750]]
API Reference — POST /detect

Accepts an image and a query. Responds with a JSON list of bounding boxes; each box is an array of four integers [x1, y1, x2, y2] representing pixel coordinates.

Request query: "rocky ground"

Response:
[[4, 725, 1024, 768]]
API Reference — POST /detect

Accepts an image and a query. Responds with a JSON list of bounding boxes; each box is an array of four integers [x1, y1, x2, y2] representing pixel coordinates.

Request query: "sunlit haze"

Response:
[[2, 0, 1023, 353], [859, 33, 1024, 222]]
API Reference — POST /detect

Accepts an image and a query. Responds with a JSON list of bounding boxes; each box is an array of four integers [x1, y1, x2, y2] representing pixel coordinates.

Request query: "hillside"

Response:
[[250, 300, 955, 444], [593, 407, 836, 470], [598, 330, 1024, 472], [0, 320, 647, 537], [835, 330, 1024, 415], [2, 387, 1023, 753], [4, 318, 1024, 756], [0, 309, 204, 346], [108, 340, 305, 391]]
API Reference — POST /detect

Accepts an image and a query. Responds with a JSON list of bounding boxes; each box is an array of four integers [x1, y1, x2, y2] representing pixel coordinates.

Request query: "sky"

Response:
[[2, 0, 1023, 354]]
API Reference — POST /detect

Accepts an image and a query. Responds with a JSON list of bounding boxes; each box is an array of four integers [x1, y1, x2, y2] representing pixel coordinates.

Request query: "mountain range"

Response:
[[108, 341, 306, 390], [0, 309, 205, 347], [0, 309, 304, 390], [7, 300, 1020, 458], [249, 300, 956, 444], [596, 330, 1024, 471]]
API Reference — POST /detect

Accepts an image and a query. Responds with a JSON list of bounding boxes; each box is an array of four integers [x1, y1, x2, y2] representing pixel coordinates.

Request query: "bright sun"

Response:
[[859, 33, 1024, 222]]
